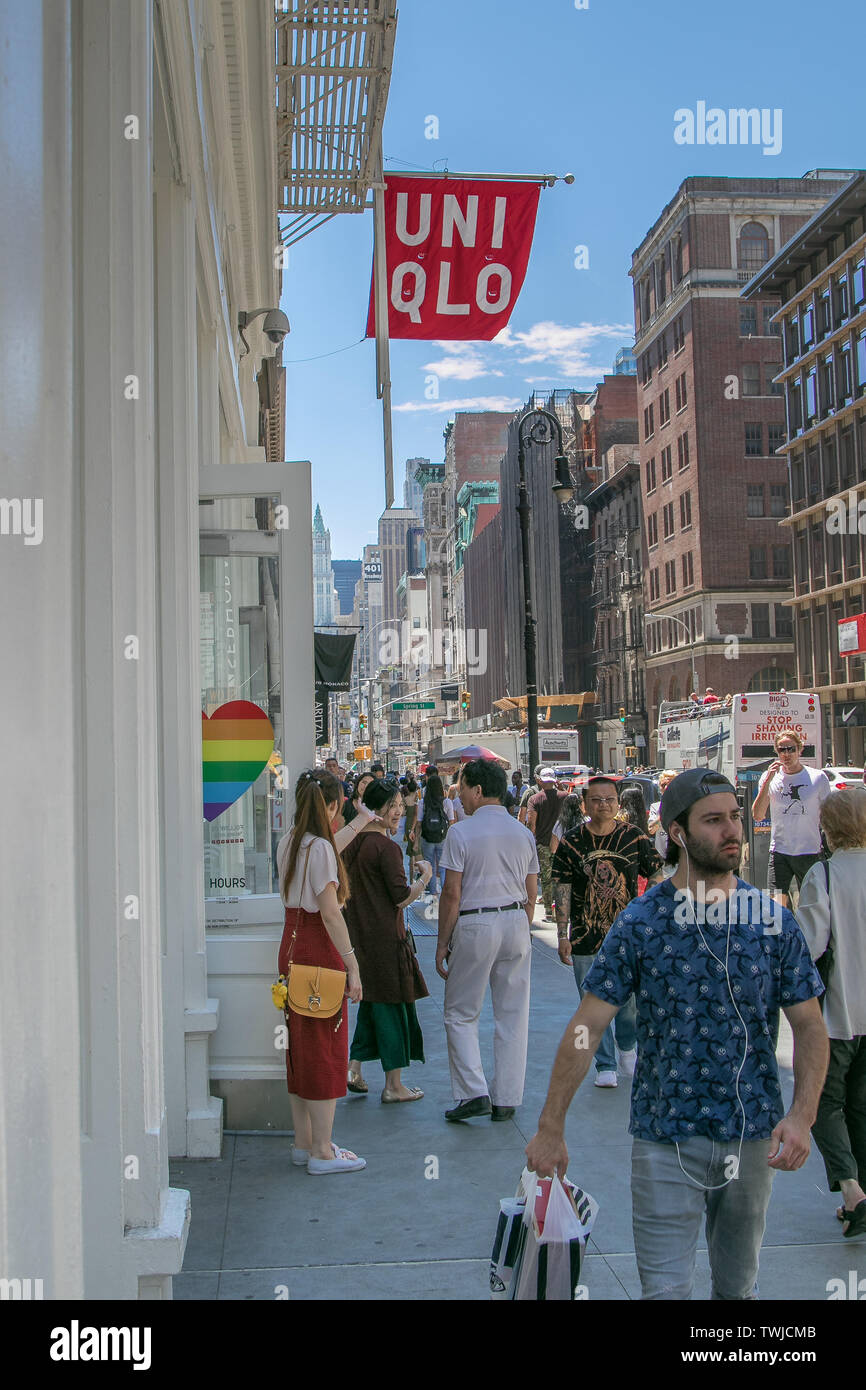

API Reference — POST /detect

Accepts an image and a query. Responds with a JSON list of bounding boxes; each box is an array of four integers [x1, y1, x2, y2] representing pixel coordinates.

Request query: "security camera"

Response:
[[237, 306, 291, 358], [262, 309, 290, 344]]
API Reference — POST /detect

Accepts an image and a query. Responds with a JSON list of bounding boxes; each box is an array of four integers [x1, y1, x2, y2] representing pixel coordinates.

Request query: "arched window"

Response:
[[668, 676, 680, 703], [738, 221, 770, 276], [747, 666, 796, 693]]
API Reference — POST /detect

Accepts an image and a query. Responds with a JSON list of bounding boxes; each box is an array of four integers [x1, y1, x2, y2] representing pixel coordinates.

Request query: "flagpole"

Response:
[[380, 170, 574, 185], [373, 136, 394, 508]]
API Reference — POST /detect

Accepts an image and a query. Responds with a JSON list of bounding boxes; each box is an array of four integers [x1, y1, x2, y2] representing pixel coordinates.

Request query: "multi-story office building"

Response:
[[743, 172, 866, 763], [443, 411, 512, 675], [403, 456, 426, 516], [632, 175, 850, 741], [332, 559, 362, 616], [312, 502, 336, 626], [587, 444, 646, 769]]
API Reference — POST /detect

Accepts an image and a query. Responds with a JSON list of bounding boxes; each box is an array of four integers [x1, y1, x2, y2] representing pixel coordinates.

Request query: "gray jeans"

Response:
[[631, 1136, 775, 1300]]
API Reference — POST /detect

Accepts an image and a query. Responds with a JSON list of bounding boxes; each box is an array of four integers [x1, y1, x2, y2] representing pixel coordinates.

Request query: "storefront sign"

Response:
[[366, 176, 541, 341]]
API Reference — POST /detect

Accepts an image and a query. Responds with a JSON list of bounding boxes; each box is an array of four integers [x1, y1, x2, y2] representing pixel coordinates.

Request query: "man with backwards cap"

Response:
[[527, 769, 829, 1300]]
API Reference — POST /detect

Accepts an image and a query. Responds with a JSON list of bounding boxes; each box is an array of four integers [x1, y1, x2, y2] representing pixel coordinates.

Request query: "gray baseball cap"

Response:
[[660, 769, 737, 833]]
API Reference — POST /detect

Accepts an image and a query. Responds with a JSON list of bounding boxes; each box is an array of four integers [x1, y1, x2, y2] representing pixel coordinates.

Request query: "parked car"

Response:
[[822, 765, 865, 790]]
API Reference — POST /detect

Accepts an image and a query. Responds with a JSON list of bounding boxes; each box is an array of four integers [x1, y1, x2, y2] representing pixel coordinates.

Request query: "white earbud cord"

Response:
[[674, 838, 748, 1190]]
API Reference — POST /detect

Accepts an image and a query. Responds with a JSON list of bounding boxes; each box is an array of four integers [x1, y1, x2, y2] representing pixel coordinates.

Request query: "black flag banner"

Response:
[[314, 684, 329, 748], [314, 632, 357, 691]]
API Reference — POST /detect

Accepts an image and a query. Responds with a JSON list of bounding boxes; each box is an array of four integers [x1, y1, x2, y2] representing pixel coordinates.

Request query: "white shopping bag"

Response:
[[513, 1168, 599, 1301]]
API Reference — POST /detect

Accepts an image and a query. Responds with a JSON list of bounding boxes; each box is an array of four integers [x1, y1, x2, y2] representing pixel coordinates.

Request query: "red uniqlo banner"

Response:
[[366, 177, 541, 341]]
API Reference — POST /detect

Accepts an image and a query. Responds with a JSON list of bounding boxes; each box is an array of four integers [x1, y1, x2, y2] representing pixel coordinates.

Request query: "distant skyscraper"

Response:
[[403, 456, 426, 516], [332, 559, 362, 616], [312, 503, 336, 626]]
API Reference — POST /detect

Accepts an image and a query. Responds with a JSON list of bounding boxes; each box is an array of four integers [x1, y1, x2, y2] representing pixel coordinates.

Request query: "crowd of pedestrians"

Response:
[[274, 744, 866, 1292]]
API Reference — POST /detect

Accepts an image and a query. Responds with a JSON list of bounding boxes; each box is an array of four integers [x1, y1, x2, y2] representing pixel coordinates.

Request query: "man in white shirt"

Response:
[[752, 728, 831, 906], [437, 759, 539, 1123]]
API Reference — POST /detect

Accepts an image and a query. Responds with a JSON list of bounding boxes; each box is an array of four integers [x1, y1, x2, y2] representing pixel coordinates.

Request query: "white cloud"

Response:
[[494, 320, 633, 376], [393, 395, 523, 414], [421, 350, 503, 381]]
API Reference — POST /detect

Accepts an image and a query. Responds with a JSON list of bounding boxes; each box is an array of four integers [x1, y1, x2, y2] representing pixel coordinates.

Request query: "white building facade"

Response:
[[0, 0, 317, 1299]]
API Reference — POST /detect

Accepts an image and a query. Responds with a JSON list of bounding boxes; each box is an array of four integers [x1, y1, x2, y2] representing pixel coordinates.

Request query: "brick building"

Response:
[[631, 175, 850, 750], [463, 511, 507, 722], [743, 172, 866, 764]]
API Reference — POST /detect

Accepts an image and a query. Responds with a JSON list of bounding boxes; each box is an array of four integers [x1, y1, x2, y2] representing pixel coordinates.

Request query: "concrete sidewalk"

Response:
[[172, 913, 866, 1300]]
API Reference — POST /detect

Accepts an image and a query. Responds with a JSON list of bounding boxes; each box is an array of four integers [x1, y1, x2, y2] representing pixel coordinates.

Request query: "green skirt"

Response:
[[350, 1001, 425, 1072]]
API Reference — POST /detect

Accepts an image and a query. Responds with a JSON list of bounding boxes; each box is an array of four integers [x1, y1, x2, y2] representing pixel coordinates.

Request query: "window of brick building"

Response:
[[680, 491, 692, 528], [795, 529, 809, 594], [770, 483, 787, 518], [838, 342, 853, 406], [658, 331, 669, 368], [647, 512, 658, 547], [790, 452, 806, 508], [801, 301, 816, 351], [675, 372, 688, 411], [854, 257, 866, 310], [682, 551, 694, 588], [749, 546, 767, 580], [856, 330, 866, 396], [772, 543, 792, 580], [743, 363, 761, 397], [661, 445, 672, 482], [818, 287, 832, 340], [662, 502, 675, 539], [805, 367, 818, 425], [752, 603, 770, 639], [740, 303, 757, 336], [774, 603, 793, 640], [788, 378, 803, 434], [828, 529, 843, 583], [659, 388, 670, 425], [808, 447, 821, 499], [640, 350, 653, 386], [841, 428, 855, 487], [844, 529, 860, 579], [645, 456, 656, 492], [811, 521, 826, 587], [739, 221, 770, 276], [745, 423, 763, 456], [763, 303, 780, 337], [677, 431, 690, 470], [767, 365, 784, 396], [649, 568, 659, 601], [665, 560, 677, 594], [834, 272, 850, 327], [799, 611, 813, 685], [747, 484, 765, 517], [819, 351, 835, 418], [785, 314, 800, 366], [673, 315, 685, 352], [644, 403, 654, 439]]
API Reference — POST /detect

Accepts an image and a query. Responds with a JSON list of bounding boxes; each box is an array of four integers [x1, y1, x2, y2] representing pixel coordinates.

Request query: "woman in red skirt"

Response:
[[277, 769, 367, 1174]]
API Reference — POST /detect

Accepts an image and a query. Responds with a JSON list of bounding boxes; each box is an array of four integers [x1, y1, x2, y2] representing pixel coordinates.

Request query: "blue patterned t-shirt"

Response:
[[583, 877, 823, 1143]]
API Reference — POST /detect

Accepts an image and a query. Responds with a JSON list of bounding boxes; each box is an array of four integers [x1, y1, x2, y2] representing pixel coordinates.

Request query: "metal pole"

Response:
[[373, 139, 394, 507]]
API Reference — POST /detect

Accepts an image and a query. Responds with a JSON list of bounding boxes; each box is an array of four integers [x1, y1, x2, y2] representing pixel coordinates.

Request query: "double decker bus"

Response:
[[656, 691, 823, 778]]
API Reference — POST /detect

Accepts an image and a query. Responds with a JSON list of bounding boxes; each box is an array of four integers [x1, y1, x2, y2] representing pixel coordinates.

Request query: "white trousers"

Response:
[[443, 910, 531, 1106]]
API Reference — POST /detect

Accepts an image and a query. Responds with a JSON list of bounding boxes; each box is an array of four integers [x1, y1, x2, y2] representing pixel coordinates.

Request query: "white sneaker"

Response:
[[594, 1070, 618, 1088], [618, 1049, 637, 1078], [290, 1146, 310, 1166], [307, 1142, 367, 1175]]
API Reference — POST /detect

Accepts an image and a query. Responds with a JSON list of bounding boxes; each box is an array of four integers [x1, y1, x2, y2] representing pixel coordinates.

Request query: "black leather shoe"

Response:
[[491, 1105, 515, 1121], [445, 1096, 492, 1122]]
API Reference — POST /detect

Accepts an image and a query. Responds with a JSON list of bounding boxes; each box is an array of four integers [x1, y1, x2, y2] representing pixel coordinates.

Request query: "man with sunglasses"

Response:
[[751, 730, 831, 907]]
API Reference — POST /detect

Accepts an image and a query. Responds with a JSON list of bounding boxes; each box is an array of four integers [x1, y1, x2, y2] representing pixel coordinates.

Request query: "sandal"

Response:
[[381, 1086, 424, 1104], [347, 1070, 368, 1094], [842, 1199, 866, 1239]]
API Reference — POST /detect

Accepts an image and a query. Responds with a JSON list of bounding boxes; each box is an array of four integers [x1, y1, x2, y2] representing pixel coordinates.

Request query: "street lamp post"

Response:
[[516, 407, 575, 778]]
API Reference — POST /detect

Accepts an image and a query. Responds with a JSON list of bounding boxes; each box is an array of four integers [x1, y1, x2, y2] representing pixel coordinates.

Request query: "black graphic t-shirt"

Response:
[[552, 822, 662, 954]]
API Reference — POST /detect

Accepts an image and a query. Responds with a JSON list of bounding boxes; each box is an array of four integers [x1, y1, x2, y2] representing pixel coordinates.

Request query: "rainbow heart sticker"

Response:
[[202, 700, 275, 822]]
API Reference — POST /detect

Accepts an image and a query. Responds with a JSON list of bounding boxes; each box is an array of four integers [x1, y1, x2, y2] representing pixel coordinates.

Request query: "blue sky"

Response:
[[280, 0, 864, 559]]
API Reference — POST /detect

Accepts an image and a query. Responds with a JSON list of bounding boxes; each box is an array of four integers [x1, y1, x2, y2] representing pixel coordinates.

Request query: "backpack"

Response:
[[421, 799, 448, 844]]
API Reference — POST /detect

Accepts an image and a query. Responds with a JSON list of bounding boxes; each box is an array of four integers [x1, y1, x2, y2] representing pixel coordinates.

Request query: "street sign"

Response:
[[393, 700, 436, 710]]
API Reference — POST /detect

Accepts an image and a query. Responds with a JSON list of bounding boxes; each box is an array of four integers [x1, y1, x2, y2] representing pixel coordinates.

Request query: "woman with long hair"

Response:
[[410, 771, 450, 897], [343, 779, 432, 1100], [342, 770, 373, 826], [276, 769, 366, 1174], [550, 792, 584, 856], [618, 786, 650, 835], [795, 790, 866, 1239]]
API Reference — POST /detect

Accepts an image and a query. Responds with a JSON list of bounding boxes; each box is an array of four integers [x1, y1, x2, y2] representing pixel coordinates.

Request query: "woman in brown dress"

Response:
[[343, 779, 432, 1101]]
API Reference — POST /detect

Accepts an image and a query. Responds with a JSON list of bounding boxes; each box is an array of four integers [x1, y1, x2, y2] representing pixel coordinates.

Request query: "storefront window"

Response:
[[199, 494, 283, 900]]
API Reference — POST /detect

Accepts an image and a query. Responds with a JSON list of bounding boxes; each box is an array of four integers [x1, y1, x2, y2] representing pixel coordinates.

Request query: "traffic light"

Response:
[[461, 689, 471, 713], [359, 714, 367, 733], [619, 706, 626, 724]]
